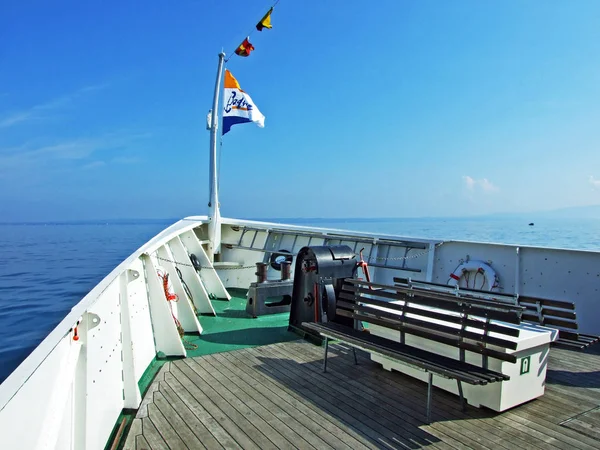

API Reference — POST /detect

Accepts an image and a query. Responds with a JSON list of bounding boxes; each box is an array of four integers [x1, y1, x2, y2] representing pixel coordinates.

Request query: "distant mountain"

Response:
[[532, 204, 600, 219], [484, 205, 600, 220]]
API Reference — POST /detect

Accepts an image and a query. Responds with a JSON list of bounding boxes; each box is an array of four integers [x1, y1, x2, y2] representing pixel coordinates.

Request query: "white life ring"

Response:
[[448, 260, 498, 291]]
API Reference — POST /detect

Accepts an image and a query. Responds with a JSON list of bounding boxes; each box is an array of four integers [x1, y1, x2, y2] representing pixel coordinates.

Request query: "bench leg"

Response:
[[427, 373, 433, 424], [352, 347, 358, 365], [456, 380, 466, 412], [323, 338, 329, 373]]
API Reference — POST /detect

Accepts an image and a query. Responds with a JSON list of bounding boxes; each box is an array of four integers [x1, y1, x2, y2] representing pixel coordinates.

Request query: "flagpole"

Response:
[[207, 51, 226, 261]]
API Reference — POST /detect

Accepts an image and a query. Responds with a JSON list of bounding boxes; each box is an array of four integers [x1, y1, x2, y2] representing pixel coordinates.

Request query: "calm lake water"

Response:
[[1, 216, 599, 383]]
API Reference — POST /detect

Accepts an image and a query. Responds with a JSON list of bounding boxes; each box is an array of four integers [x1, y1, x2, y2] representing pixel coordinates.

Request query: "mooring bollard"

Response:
[[280, 261, 291, 281], [255, 262, 268, 283]]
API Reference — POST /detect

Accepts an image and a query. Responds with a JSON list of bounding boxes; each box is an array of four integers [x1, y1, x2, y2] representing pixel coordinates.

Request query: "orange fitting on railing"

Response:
[[73, 326, 79, 341]]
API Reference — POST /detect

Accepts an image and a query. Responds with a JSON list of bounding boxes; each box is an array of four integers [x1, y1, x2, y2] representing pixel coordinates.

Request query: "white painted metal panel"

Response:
[[167, 236, 215, 315], [156, 245, 202, 333], [216, 247, 260, 288], [519, 246, 600, 334], [142, 254, 187, 357], [124, 258, 156, 383], [431, 241, 600, 334], [432, 241, 518, 292], [180, 229, 230, 300], [0, 335, 75, 450], [55, 385, 74, 450], [85, 280, 126, 450]]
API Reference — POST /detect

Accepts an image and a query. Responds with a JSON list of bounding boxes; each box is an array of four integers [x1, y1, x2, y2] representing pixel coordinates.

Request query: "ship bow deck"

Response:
[[123, 340, 600, 450]]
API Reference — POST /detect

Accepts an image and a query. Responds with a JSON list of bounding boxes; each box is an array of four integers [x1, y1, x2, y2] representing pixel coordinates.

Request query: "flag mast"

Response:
[[207, 51, 226, 261]]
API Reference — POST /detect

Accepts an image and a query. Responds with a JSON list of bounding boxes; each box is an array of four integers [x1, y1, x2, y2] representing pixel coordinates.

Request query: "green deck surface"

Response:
[[137, 288, 298, 397], [185, 288, 299, 357]]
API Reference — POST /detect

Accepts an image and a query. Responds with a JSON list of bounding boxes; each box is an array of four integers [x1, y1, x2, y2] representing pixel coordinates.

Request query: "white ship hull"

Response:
[[0, 216, 599, 449]]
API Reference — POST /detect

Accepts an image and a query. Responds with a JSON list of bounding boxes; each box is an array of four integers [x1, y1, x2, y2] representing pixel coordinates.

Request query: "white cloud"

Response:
[[589, 176, 600, 189], [0, 111, 34, 128], [463, 175, 499, 192], [82, 161, 107, 170], [112, 156, 140, 164], [0, 83, 108, 129], [463, 175, 476, 190], [0, 132, 150, 177]]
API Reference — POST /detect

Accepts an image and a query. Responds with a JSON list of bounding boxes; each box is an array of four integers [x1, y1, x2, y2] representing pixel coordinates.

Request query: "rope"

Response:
[[176, 266, 198, 315], [158, 270, 198, 350]]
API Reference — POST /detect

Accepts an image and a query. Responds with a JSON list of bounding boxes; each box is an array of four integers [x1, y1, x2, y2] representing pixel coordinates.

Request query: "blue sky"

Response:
[[1, 1, 600, 221]]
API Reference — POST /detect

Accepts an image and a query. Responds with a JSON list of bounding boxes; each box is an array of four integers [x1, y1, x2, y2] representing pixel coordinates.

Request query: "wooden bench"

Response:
[[518, 296, 600, 349], [302, 278, 524, 423], [392, 276, 600, 350]]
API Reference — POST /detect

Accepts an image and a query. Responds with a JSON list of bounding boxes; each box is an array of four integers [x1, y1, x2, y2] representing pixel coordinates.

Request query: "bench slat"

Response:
[[352, 279, 523, 312], [542, 317, 578, 330], [393, 276, 517, 301], [521, 313, 541, 323], [336, 300, 519, 350], [556, 330, 580, 341], [339, 292, 521, 337], [335, 308, 518, 363], [553, 339, 588, 349], [348, 284, 522, 325], [541, 308, 577, 320], [519, 296, 576, 310], [302, 321, 510, 384]]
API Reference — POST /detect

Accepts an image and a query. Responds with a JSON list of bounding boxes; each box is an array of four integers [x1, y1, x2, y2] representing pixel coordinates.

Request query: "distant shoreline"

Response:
[[2, 215, 600, 226]]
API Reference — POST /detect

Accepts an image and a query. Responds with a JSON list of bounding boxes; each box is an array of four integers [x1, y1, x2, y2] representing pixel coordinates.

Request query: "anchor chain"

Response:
[[154, 255, 257, 270]]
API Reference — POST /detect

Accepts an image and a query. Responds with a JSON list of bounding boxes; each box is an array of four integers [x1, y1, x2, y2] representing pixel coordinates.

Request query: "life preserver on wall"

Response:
[[447, 260, 498, 291], [269, 250, 293, 271]]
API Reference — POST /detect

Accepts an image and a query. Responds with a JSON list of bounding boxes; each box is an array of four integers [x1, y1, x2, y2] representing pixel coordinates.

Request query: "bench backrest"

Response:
[[517, 295, 588, 344], [336, 279, 523, 364], [392, 277, 596, 348]]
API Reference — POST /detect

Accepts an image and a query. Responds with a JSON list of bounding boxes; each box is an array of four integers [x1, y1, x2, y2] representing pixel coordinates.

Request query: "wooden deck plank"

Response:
[[316, 342, 600, 450], [307, 341, 600, 450], [153, 390, 206, 449], [246, 345, 459, 450], [135, 434, 151, 450], [128, 340, 600, 450], [141, 417, 167, 450], [280, 340, 600, 450], [218, 350, 380, 450], [169, 364, 263, 450], [174, 359, 284, 449], [561, 408, 600, 441], [269, 341, 520, 450], [183, 357, 314, 449], [320, 345, 572, 450], [159, 381, 225, 450], [123, 418, 142, 450], [280, 341, 548, 450], [148, 403, 187, 449], [137, 362, 169, 419], [162, 373, 241, 450], [198, 354, 337, 450], [241, 346, 438, 450], [223, 348, 418, 450], [503, 401, 600, 449]]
